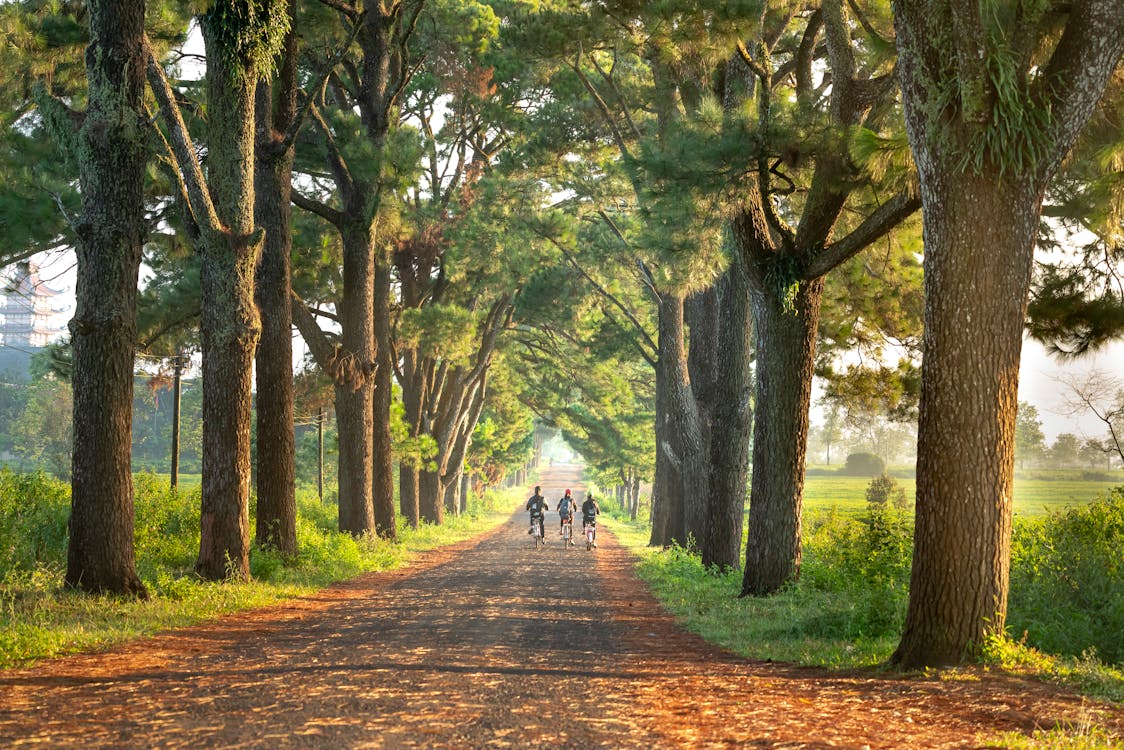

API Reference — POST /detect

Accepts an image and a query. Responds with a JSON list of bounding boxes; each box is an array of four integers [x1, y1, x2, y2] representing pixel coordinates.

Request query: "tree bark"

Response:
[[650, 294, 689, 547], [335, 226, 376, 535], [372, 257, 396, 539], [399, 462, 420, 527], [253, 6, 297, 556], [664, 292, 709, 549], [741, 277, 823, 595], [892, 171, 1036, 666], [65, 0, 148, 597], [703, 258, 753, 571], [889, 0, 1124, 668], [419, 467, 443, 525], [195, 11, 267, 582]]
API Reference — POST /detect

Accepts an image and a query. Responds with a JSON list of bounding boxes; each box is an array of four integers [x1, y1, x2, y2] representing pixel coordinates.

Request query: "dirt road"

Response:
[[0, 463, 1118, 748]]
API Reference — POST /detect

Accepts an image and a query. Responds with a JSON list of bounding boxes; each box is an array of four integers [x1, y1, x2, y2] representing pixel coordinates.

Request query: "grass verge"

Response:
[[0, 482, 512, 670]]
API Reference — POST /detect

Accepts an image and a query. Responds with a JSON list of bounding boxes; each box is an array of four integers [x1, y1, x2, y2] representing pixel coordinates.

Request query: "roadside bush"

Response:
[[840, 452, 885, 476], [1008, 487, 1124, 664], [798, 508, 912, 640], [0, 470, 69, 574]]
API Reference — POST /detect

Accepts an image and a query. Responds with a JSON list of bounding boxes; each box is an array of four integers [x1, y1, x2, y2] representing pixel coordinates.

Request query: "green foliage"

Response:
[[865, 473, 909, 510], [1007, 488, 1124, 664], [9, 377, 72, 479], [841, 452, 885, 476], [0, 470, 69, 574], [198, 0, 290, 78]]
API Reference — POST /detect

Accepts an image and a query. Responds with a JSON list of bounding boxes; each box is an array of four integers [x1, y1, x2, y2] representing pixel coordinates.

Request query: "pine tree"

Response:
[[891, 0, 1124, 668]]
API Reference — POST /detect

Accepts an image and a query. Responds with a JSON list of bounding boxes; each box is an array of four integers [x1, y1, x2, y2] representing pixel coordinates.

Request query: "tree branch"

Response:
[[541, 233, 658, 358], [1038, 0, 1124, 182], [569, 48, 634, 162], [804, 190, 921, 278], [291, 188, 345, 226], [144, 40, 221, 235], [308, 100, 355, 199]]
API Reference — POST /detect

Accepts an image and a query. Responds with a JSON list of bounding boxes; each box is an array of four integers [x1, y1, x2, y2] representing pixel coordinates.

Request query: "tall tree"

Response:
[[148, 0, 289, 580], [51, 0, 150, 596], [289, 0, 427, 539], [735, 1, 921, 595], [253, 0, 299, 555], [891, 0, 1124, 667]]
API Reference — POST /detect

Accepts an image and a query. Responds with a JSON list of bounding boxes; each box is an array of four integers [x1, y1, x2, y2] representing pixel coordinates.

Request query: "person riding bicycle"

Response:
[[556, 488, 577, 543], [525, 486, 549, 539], [581, 492, 601, 548]]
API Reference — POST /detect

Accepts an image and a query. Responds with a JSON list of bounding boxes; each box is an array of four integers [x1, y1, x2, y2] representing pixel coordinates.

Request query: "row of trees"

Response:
[[2, 0, 1122, 669]]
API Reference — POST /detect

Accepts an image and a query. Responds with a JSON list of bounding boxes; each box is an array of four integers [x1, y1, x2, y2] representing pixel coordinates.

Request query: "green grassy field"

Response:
[[802, 472, 1124, 517]]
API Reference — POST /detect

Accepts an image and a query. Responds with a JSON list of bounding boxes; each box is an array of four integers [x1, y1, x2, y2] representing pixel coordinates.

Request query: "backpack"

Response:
[[558, 496, 573, 515]]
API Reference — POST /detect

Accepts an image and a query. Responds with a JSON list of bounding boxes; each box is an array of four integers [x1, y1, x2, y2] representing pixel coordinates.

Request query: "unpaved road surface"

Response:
[[1, 463, 1119, 748]]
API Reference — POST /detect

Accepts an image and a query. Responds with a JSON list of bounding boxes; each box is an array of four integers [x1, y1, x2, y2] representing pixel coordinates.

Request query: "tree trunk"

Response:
[[397, 346, 423, 527], [335, 227, 376, 536], [372, 258, 396, 539], [703, 258, 753, 570], [741, 277, 824, 595], [195, 14, 265, 582], [400, 462, 420, 528], [649, 332, 675, 546], [420, 468, 443, 525], [252, 12, 297, 556], [892, 171, 1040, 667], [630, 470, 641, 520], [444, 470, 461, 516], [65, 0, 148, 597], [662, 292, 708, 548]]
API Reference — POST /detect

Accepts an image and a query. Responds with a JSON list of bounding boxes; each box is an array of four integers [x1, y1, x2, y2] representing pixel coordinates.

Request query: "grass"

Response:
[[802, 472, 1124, 517], [0, 474, 514, 669], [603, 484, 1124, 705], [609, 516, 904, 670]]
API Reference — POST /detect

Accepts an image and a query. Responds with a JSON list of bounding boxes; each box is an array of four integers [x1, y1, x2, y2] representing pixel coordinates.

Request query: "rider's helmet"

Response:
[[565, 488, 572, 496]]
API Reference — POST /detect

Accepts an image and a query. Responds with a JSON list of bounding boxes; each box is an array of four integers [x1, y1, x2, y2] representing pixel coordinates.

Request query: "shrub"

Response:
[[841, 452, 885, 476], [0, 470, 70, 574], [865, 473, 910, 510], [1008, 487, 1124, 664]]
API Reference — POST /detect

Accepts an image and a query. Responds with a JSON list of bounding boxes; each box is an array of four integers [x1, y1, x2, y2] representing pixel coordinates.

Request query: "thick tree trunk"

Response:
[[649, 328, 676, 546], [65, 0, 148, 597], [252, 15, 297, 555], [741, 277, 824, 595], [195, 17, 264, 582], [399, 463, 420, 527], [444, 471, 461, 516], [703, 259, 753, 570], [662, 293, 708, 548], [892, 171, 1039, 668], [336, 227, 376, 536], [650, 295, 694, 547], [420, 468, 443, 525], [372, 258, 396, 539]]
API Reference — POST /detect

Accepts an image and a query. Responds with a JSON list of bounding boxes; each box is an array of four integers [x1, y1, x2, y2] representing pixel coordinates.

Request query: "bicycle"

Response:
[[561, 517, 574, 548], [583, 520, 597, 551], [530, 516, 545, 548]]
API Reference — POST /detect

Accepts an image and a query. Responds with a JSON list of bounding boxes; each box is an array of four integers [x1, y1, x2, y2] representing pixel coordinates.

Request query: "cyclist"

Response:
[[556, 488, 577, 544], [525, 486, 548, 540], [581, 491, 601, 548]]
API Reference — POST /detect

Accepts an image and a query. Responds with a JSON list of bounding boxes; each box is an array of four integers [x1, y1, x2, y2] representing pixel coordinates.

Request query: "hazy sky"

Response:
[[1018, 338, 1122, 442]]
